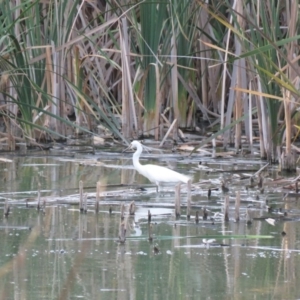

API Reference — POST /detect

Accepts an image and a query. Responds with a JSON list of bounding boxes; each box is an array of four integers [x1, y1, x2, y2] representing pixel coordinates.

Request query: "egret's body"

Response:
[[129, 141, 190, 191]]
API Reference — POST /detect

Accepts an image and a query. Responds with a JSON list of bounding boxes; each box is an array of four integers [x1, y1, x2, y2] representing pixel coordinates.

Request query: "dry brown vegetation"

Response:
[[0, 0, 300, 168]]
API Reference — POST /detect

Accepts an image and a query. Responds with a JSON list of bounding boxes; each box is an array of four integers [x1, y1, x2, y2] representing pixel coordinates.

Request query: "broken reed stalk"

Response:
[[79, 180, 84, 212], [119, 221, 126, 243], [195, 211, 199, 224], [224, 195, 229, 222], [120, 203, 125, 220], [208, 188, 211, 199], [37, 183, 41, 211], [186, 180, 191, 219], [258, 174, 264, 188], [83, 193, 87, 213], [148, 223, 153, 242], [95, 181, 101, 213], [4, 198, 10, 217], [246, 209, 252, 225], [159, 119, 177, 147], [174, 183, 181, 217], [129, 201, 135, 215], [148, 210, 151, 223], [235, 191, 240, 222]]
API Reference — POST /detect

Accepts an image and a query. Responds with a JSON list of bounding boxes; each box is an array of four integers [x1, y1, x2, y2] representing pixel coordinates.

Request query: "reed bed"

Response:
[[0, 1, 299, 169]]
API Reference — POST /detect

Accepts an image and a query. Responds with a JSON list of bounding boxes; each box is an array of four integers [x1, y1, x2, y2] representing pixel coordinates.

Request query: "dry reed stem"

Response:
[[4, 198, 10, 217], [120, 203, 125, 220], [235, 191, 240, 222], [224, 195, 229, 222], [95, 181, 101, 213], [154, 63, 161, 140], [37, 183, 41, 211], [119, 221, 126, 243], [175, 183, 181, 217], [186, 180, 191, 219], [79, 180, 83, 212], [83, 194, 87, 213], [129, 201, 135, 215], [148, 210, 151, 223], [148, 223, 153, 242], [195, 211, 199, 224], [159, 119, 177, 147], [120, 17, 137, 138]]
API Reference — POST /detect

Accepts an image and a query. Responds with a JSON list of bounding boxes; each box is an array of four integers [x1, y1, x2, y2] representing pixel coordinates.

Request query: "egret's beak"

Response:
[[122, 144, 132, 153]]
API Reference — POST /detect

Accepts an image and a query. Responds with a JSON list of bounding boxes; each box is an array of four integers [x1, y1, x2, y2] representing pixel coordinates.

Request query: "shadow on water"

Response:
[[1, 147, 300, 299]]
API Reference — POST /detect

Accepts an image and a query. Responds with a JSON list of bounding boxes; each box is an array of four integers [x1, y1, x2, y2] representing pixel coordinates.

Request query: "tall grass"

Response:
[[0, 0, 299, 162]]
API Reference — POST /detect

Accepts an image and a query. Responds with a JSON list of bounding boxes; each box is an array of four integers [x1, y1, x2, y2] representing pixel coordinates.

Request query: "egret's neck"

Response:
[[132, 145, 143, 172]]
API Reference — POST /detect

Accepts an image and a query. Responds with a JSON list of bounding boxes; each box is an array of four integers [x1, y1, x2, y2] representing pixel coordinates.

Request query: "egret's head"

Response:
[[123, 140, 142, 153], [130, 140, 141, 150]]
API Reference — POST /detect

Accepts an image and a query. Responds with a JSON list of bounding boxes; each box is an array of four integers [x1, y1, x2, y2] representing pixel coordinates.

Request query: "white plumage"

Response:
[[128, 140, 190, 192]]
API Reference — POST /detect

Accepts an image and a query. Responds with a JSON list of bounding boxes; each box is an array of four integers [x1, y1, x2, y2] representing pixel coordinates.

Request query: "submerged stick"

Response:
[[95, 181, 101, 213], [174, 183, 181, 217], [186, 180, 191, 220], [119, 221, 126, 243], [235, 191, 240, 222], [79, 180, 84, 212], [129, 201, 135, 215], [224, 195, 229, 222]]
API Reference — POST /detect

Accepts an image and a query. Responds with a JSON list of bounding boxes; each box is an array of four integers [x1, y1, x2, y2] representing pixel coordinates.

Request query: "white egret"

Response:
[[125, 140, 190, 192]]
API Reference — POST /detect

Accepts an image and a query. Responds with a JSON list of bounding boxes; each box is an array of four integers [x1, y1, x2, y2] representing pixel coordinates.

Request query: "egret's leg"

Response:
[[156, 182, 160, 193]]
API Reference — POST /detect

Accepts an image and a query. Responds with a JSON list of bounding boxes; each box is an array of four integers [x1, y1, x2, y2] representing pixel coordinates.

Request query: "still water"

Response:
[[0, 149, 300, 299]]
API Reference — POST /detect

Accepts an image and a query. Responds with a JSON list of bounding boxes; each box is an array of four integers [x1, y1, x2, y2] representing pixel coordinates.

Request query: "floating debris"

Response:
[[265, 218, 276, 226]]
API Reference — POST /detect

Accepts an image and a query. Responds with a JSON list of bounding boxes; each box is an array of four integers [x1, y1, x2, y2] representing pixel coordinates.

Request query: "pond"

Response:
[[0, 144, 300, 299]]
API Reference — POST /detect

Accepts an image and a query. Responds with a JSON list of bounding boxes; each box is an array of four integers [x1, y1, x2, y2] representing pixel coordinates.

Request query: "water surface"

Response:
[[0, 150, 300, 299]]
